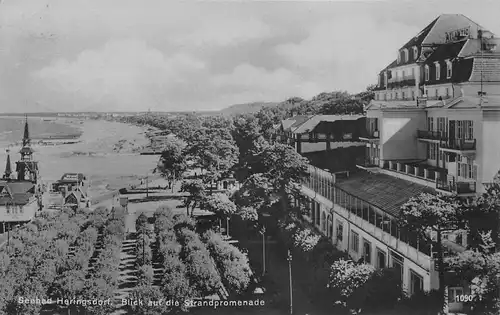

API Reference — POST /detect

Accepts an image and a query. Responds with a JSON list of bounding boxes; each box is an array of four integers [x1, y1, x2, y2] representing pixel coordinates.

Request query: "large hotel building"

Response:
[[282, 14, 500, 313]]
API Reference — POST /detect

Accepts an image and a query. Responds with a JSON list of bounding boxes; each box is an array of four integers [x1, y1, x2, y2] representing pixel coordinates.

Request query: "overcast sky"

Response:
[[0, 0, 499, 112]]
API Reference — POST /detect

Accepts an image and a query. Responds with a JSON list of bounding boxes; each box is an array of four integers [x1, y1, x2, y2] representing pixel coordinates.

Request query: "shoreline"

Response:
[[2, 118, 161, 205]]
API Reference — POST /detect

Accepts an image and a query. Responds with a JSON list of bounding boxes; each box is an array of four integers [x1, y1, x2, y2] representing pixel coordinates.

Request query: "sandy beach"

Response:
[[1, 118, 161, 201]]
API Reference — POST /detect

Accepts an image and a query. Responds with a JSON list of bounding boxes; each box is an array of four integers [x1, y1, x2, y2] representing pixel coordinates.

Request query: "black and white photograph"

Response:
[[1, 0, 500, 314]]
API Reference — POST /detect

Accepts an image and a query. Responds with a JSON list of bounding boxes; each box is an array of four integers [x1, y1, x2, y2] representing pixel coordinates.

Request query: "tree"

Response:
[[180, 179, 206, 216], [129, 285, 164, 315], [327, 258, 376, 313], [236, 206, 258, 221], [136, 213, 148, 235], [399, 193, 464, 313], [253, 143, 309, 211], [186, 128, 238, 178], [446, 232, 500, 314], [203, 193, 237, 235], [319, 96, 364, 115], [155, 138, 187, 192], [136, 265, 154, 287], [204, 231, 252, 294]]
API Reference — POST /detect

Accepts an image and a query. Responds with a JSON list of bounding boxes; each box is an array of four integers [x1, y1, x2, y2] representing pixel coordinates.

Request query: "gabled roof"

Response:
[[292, 115, 364, 134], [335, 171, 434, 217], [281, 115, 312, 132], [401, 16, 439, 50]]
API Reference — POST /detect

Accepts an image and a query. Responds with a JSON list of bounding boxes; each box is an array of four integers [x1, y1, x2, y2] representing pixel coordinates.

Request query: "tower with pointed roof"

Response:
[[15, 115, 39, 183], [3, 149, 12, 180]]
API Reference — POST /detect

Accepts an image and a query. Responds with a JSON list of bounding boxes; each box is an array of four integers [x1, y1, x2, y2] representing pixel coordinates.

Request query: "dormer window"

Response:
[[424, 65, 430, 81], [397, 52, 401, 64], [413, 46, 418, 60], [404, 49, 409, 62], [435, 62, 441, 80], [446, 60, 452, 78]]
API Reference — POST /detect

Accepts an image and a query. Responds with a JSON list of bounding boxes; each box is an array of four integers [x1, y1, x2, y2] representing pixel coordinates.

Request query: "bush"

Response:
[[136, 265, 154, 286], [178, 228, 221, 296], [327, 259, 403, 314], [204, 231, 252, 294], [173, 214, 196, 232], [136, 213, 148, 235], [292, 227, 320, 253]]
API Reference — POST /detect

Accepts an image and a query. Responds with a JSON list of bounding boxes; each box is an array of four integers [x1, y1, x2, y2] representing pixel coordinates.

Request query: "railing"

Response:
[[388, 75, 416, 83], [384, 160, 439, 182], [359, 130, 379, 140], [440, 138, 476, 151], [417, 130, 446, 141], [298, 181, 433, 265], [387, 79, 416, 89], [356, 157, 379, 168], [436, 175, 477, 194]]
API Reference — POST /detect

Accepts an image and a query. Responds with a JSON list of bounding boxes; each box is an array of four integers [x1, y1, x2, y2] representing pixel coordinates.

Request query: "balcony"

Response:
[[356, 157, 380, 170], [387, 78, 416, 89], [436, 175, 477, 195], [417, 130, 445, 141], [440, 138, 476, 152], [383, 160, 442, 184], [359, 130, 379, 142]]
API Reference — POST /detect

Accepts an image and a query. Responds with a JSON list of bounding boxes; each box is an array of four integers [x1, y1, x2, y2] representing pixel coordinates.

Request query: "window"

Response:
[[424, 65, 429, 81], [351, 231, 360, 253], [377, 249, 386, 268], [395, 92, 399, 99], [321, 212, 326, 232], [435, 62, 441, 80], [446, 60, 453, 78], [402, 91, 405, 99], [6, 204, 10, 214], [397, 51, 401, 64], [411, 67, 415, 78], [427, 117, 434, 131], [457, 121, 464, 139], [336, 220, 344, 243], [465, 121, 474, 139], [413, 46, 418, 59], [411, 90, 415, 99], [445, 88, 450, 97], [410, 270, 423, 295], [405, 49, 409, 62], [363, 240, 372, 264], [427, 143, 437, 160], [391, 252, 404, 284]]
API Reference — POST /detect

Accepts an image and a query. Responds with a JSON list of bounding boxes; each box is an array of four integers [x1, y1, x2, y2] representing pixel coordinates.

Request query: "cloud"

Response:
[[171, 16, 274, 47], [275, 13, 420, 92], [32, 39, 206, 111], [211, 64, 323, 103]]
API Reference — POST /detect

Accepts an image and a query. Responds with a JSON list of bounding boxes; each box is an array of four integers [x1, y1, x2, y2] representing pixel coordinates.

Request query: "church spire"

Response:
[[23, 114, 31, 147], [4, 148, 12, 179]]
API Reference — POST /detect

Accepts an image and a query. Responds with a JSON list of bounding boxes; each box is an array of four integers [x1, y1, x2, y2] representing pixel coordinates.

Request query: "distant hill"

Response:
[[219, 102, 279, 115]]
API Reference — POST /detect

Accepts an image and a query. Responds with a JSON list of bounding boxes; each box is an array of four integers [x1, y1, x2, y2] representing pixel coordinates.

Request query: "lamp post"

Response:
[[259, 226, 266, 276], [260, 213, 271, 277], [287, 249, 293, 315]]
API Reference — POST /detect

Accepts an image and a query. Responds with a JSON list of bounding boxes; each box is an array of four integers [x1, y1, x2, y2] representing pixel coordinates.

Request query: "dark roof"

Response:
[[304, 146, 365, 173], [335, 171, 434, 217], [424, 40, 467, 63], [401, 16, 439, 50], [59, 173, 85, 182], [290, 116, 312, 128], [3, 181, 35, 194], [379, 60, 398, 74]]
